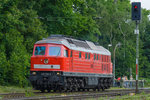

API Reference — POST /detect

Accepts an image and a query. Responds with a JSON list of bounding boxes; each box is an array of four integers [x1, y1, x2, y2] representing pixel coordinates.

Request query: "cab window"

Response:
[[34, 46, 46, 55], [64, 50, 68, 57], [49, 47, 61, 56]]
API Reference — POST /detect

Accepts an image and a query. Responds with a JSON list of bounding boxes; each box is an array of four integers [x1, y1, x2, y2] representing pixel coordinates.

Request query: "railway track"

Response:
[[0, 88, 150, 100]]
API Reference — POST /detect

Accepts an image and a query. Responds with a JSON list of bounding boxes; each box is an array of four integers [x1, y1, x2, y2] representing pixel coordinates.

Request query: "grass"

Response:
[[0, 86, 36, 99], [87, 92, 150, 100], [141, 78, 150, 87], [0, 86, 33, 93], [113, 92, 150, 100], [109, 87, 127, 90]]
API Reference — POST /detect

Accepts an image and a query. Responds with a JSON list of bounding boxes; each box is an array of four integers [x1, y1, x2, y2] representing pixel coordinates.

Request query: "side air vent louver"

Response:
[[73, 40, 91, 49], [67, 39, 74, 44]]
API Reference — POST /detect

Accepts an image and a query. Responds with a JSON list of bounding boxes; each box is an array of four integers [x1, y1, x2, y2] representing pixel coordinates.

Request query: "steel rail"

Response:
[[0, 88, 150, 100]]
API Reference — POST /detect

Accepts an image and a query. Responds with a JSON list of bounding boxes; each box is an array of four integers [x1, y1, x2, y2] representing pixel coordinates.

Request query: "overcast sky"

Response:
[[130, 0, 150, 10]]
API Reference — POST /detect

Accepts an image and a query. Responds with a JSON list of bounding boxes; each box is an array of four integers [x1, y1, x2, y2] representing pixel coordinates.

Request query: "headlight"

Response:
[[32, 72, 36, 75], [57, 72, 60, 75], [44, 59, 49, 64]]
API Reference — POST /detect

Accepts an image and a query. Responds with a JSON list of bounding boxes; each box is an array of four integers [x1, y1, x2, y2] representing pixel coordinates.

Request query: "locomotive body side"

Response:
[[29, 36, 113, 92]]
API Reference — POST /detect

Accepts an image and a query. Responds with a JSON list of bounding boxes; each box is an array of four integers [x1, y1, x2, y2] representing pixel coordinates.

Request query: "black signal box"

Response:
[[132, 2, 141, 20]]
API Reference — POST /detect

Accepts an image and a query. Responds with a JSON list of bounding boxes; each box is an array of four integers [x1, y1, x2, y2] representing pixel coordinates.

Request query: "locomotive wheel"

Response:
[[68, 83, 73, 92], [106, 79, 110, 89], [52, 85, 57, 92], [74, 87, 78, 92], [78, 88, 82, 91], [53, 89, 57, 92], [108, 78, 112, 88], [63, 83, 68, 92], [67, 78, 73, 92], [97, 84, 100, 91], [47, 89, 51, 93], [58, 87, 63, 92], [63, 87, 68, 92], [93, 88, 96, 91], [73, 79, 78, 92], [99, 78, 105, 91], [102, 87, 105, 91], [40, 89, 45, 93], [87, 89, 90, 91], [104, 79, 108, 89]]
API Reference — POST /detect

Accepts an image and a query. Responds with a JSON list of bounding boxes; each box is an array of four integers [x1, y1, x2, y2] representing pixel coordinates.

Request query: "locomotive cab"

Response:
[[30, 44, 69, 71], [30, 43, 69, 90]]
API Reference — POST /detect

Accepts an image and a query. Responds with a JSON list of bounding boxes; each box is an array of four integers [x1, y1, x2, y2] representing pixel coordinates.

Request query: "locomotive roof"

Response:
[[35, 35, 111, 55]]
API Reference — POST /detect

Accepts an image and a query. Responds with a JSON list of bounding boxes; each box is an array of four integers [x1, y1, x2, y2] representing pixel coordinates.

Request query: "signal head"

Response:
[[134, 5, 138, 9], [131, 2, 141, 21]]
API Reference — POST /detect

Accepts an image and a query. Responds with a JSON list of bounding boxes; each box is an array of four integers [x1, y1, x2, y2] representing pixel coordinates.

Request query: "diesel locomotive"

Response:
[[29, 35, 113, 92]]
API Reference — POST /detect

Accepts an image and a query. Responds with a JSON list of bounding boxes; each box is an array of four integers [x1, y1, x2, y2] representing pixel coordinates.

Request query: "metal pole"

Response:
[[135, 21, 139, 94], [113, 47, 116, 86], [113, 43, 120, 86]]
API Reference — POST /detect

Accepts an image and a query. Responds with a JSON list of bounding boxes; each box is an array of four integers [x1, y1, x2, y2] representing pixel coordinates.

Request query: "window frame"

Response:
[[34, 46, 46, 56], [85, 53, 87, 59], [49, 46, 61, 56], [79, 52, 82, 58], [64, 49, 68, 57], [70, 50, 72, 57], [88, 53, 90, 59], [94, 54, 96, 60], [97, 54, 98, 60]]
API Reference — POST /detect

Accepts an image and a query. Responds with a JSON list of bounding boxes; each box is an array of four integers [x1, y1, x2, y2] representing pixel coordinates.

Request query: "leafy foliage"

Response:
[[0, 0, 150, 86]]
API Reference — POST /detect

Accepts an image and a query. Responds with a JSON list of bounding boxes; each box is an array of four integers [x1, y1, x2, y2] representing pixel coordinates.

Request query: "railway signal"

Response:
[[132, 2, 141, 20], [131, 2, 141, 94]]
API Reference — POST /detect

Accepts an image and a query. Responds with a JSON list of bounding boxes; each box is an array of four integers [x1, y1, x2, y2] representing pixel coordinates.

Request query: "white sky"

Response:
[[130, 0, 150, 10]]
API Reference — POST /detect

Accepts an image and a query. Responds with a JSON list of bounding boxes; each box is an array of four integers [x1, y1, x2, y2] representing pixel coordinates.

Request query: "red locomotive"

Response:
[[29, 35, 113, 92]]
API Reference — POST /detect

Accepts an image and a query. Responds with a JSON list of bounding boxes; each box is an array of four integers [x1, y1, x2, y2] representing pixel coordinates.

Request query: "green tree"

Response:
[[0, 0, 47, 86]]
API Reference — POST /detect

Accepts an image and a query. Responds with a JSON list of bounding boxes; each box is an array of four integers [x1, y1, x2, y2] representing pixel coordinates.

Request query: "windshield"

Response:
[[34, 46, 46, 55], [49, 47, 61, 56]]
